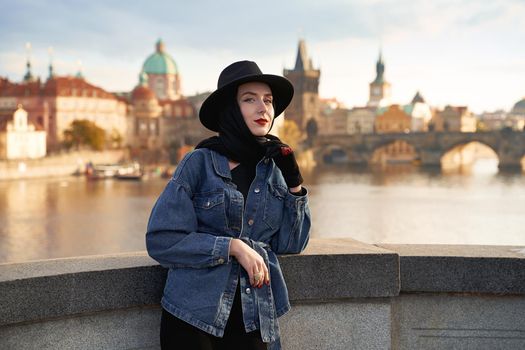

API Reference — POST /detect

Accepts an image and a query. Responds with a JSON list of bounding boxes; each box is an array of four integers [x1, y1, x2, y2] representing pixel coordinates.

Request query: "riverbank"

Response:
[[0, 150, 126, 181]]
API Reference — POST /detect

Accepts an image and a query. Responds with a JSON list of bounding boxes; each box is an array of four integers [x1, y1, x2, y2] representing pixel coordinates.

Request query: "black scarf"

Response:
[[196, 97, 273, 166]]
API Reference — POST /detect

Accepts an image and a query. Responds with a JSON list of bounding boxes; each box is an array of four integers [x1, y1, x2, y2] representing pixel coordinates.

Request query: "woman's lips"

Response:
[[255, 119, 268, 126]]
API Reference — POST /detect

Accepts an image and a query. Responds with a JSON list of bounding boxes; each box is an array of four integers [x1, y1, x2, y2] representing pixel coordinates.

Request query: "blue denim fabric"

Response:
[[146, 148, 311, 349]]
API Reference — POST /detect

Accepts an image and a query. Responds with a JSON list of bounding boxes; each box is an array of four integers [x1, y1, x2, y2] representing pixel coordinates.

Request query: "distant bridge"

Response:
[[313, 131, 525, 169]]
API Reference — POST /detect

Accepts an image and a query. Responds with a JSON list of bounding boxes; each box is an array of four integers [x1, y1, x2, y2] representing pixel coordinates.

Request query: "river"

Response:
[[1, 159, 524, 264]]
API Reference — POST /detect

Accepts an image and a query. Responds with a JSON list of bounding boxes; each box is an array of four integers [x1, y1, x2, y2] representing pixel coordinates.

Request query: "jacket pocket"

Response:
[[263, 183, 286, 230], [193, 191, 228, 233]]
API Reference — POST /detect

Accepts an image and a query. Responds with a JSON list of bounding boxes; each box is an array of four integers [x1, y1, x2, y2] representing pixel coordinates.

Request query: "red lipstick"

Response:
[[255, 118, 268, 126]]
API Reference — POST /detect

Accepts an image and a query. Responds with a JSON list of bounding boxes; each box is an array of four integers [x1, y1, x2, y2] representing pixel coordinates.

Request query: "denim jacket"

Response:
[[146, 148, 311, 349]]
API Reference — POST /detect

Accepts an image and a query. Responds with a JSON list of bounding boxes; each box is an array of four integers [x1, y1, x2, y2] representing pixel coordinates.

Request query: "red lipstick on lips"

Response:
[[255, 118, 268, 126]]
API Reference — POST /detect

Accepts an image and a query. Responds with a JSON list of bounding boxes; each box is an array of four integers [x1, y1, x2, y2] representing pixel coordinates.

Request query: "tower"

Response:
[[283, 39, 320, 134], [367, 50, 391, 108], [23, 42, 35, 82]]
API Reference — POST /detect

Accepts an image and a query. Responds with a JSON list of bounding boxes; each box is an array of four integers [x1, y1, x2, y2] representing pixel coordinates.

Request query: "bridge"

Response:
[[313, 130, 525, 169]]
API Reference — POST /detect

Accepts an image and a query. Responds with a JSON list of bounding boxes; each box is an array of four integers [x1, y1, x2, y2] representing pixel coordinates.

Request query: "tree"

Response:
[[110, 129, 123, 149], [63, 120, 106, 151], [277, 119, 303, 150]]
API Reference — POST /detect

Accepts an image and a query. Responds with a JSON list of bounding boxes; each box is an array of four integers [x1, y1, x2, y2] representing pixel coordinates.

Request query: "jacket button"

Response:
[[205, 201, 210, 207], [217, 258, 224, 264], [245, 288, 251, 294], [248, 219, 254, 226], [254, 188, 260, 193], [264, 159, 269, 164]]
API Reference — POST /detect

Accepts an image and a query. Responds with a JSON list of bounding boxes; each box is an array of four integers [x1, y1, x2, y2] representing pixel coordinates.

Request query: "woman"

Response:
[[146, 60, 311, 350]]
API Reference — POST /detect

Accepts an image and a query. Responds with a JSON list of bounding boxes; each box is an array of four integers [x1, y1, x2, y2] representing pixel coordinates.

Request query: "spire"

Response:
[[294, 39, 311, 71], [412, 91, 425, 104], [47, 46, 55, 80], [156, 38, 165, 53], [75, 60, 84, 79], [373, 49, 385, 84], [23, 42, 34, 82]]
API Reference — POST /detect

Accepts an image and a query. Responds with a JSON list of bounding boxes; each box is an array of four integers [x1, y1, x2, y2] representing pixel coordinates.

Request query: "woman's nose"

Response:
[[256, 99, 268, 114]]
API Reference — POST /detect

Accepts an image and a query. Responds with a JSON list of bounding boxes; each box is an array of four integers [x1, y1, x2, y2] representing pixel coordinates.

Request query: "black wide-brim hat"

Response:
[[199, 60, 294, 132]]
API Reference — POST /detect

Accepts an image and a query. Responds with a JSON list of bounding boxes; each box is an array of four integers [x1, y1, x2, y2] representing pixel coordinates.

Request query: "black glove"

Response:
[[259, 136, 303, 188]]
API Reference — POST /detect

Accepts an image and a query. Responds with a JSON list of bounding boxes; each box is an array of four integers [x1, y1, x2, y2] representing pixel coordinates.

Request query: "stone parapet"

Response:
[[379, 244, 525, 294], [282, 238, 399, 300], [0, 239, 398, 326], [1, 239, 525, 349]]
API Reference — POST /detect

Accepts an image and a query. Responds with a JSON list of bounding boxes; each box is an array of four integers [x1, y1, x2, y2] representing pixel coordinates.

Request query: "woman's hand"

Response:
[[229, 239, 269, 288], [259, 136, 303, 189]]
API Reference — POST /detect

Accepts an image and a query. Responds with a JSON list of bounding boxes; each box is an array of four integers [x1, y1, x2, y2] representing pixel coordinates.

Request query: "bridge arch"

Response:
[[440, 140, 499, 171], [318, 144, 351, 164], [369, 139, 419, 165]]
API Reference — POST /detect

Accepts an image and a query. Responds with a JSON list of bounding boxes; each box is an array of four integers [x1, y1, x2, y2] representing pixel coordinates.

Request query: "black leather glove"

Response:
[[259, 136, 303, 188]]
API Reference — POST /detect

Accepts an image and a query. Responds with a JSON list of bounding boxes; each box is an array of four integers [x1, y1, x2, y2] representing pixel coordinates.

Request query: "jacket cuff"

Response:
[[285, 186, 308, 209], [289, 187, 307, 196], [212, 236, 231, 265]]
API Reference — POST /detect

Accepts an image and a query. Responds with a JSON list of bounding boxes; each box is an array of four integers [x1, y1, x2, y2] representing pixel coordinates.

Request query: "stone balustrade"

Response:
[[1, 238, 525, 349]]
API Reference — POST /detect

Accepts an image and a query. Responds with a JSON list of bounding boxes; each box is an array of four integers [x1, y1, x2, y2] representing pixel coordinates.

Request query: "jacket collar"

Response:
[[210, 150, 232, 179]]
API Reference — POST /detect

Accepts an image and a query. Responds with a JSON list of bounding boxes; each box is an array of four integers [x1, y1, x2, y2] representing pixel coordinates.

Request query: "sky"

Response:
[[0, 0, 524, 114]]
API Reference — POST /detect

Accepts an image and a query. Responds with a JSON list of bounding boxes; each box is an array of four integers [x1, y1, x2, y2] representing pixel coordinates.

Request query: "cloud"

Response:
[[0, 0, 523, 113]]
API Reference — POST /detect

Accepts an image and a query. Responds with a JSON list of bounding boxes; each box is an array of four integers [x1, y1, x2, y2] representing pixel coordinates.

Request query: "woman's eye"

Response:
[[243, 98, 254, 103], [264, 99, 273, 104]]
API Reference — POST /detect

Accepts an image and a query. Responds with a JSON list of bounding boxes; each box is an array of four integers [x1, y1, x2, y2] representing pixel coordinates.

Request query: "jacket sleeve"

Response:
[[145, 154, 231, 269], [269, 188, 311, 255]]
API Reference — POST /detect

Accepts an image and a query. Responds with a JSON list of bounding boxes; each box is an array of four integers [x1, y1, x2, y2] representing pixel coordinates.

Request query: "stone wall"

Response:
[[0, 150, 125, 180], [1, 239, 524, 350]]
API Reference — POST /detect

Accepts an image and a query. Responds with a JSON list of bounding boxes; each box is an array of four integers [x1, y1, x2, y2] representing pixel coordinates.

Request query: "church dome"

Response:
[[132, 86, 155, 101], [511, 97, 525, 114], [132, 72, 155, 101], [142, 39, 178, 75]]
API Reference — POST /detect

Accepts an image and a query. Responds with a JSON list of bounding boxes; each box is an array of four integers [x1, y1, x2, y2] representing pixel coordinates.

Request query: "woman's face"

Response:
[[237, 81, 274, 136]]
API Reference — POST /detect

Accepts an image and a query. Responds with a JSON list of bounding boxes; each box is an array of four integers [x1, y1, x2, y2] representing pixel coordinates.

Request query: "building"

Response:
[[477, 110, 507, 131], [318, 97, 377, 136], [367, 51, 391, 108], [141, 39, 182, 101], [0, 59, 128, 151], [508, 97, 525, 130], [128, 73, 162, 150], [126, 43, 211, 162], [347, 107, 376, 135], [283, 40, 321, 135], [0, 106, 46, 159], [404, 91, 433, 132], [431, 106, 477, 132], [318, 98, 344, 135], [375, 104, 411, 134], [127, 73, 205, 159], [160, 97, 204, 148]]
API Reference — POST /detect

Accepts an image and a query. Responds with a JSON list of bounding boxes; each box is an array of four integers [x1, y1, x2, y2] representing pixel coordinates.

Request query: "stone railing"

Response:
[[1, 239, 524, 350]]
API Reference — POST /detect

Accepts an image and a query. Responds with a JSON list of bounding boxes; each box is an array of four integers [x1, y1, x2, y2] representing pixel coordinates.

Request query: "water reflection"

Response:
[[0, 177, 168, 263], [307, 159, 525, 246], [1, 159, 524, 264]]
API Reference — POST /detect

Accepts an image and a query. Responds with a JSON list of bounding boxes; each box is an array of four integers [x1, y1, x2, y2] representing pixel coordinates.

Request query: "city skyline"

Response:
[[1, 0, 524, 114]]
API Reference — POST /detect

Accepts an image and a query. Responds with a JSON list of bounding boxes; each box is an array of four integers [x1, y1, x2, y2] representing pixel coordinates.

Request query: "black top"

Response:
[[230, 163, 256, 205]]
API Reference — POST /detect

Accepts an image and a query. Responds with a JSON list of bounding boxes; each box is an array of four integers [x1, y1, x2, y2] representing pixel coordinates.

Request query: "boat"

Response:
[[114, 162, 143, 181], [85, 163, 122, 180]]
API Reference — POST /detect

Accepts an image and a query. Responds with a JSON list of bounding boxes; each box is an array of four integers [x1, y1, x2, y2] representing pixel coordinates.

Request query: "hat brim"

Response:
[[199, 74, 294, 132]]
